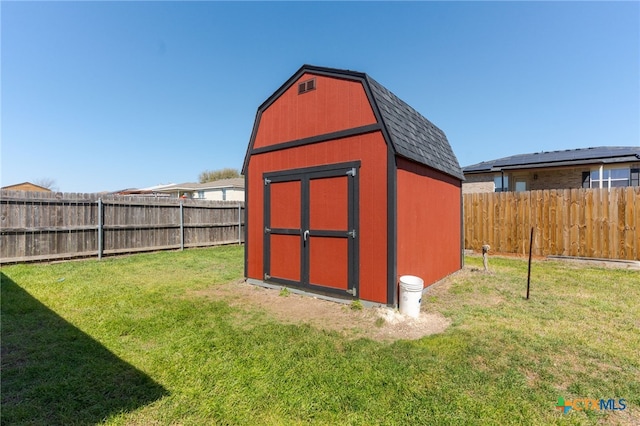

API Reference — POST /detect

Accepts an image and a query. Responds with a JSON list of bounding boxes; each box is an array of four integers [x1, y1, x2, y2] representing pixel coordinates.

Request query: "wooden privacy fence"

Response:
[[463, 187, 640, 261], [0, 190, 244, 264]]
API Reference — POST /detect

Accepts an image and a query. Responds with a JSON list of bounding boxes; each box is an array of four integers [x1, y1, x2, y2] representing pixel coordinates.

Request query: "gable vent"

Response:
[[298, 78, 316, 94]]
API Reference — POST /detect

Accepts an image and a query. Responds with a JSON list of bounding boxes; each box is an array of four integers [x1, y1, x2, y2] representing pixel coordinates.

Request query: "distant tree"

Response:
[[198, 168, 241, 183], [34, 178, 59, 191]]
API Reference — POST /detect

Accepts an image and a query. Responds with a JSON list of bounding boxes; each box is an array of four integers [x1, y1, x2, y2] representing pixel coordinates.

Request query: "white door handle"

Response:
[[303, 230, 310, 241]]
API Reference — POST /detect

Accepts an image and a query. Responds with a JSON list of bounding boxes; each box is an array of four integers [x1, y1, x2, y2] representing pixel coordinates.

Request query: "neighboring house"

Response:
[[462, 146, 640, 193], [113, 183, 175, 197], [242, 64, 463, 306], [1, 182, 52, 192], [154, 178, 245, 201]]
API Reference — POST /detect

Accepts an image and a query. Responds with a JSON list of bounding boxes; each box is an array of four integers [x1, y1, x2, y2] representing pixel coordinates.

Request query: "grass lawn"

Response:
[[1, 246, 638, 425]]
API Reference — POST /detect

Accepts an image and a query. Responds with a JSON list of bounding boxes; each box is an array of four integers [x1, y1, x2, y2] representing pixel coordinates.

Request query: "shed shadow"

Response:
[[1, 272, 168, 425]]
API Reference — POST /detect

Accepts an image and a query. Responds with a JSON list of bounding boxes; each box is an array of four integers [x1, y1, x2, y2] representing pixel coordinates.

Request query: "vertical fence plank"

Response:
[[98, 199, 103, 259], [238, 204, 242, 245], [587, 189, 595, 257], [515, 191, 524, 254], [548, 189, 557, 255], [629, 188, 640, 259], [558, 189, 567, 256], [629, 187, 640, 259], [466, 194, 473, 250], [605, 188, 615, 259], [532, 189, 542, 256], [508, 191, 517, 253], [593, 189, 602, 258], [497, 192, 505, 251], [541, 190, 549, 256], [180, 202, 184, 251], [481, 193, 489, 249], [616, 187, 626, 260], [527, 191, 533, 255], [568, 189, 578, 257], [486, 192, 492, 249], [576, 189, 584, 257], [547, 189, 555, 255]]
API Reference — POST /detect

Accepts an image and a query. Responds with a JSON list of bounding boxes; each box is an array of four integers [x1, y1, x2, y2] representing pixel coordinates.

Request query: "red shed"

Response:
[[242, 65, 464, 306]]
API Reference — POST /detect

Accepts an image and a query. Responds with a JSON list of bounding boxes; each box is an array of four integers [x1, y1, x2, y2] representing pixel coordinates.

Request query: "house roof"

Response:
[[244, 65, 464, 181], [463, 146, 640, 174], [1, 182, 52, 192], [154, 178, 245, 192]]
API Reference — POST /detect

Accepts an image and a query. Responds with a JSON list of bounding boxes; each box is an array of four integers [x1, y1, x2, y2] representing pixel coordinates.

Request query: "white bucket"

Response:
[[399, 275, 424, 318]]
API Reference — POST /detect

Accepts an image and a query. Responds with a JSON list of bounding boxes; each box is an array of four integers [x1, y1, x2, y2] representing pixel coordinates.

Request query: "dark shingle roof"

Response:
[[158, 178, 245, 191], [244, 65, 463, 181], [366, 76, 464, 180], [463, 146, 640, 173]]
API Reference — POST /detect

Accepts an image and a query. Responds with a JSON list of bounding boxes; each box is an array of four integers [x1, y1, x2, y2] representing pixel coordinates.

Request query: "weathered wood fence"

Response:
[[0, 190, 244, 264], [464, 187, 640, 261]]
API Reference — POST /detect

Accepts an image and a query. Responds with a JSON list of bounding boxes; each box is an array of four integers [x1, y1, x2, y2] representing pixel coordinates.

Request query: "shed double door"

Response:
[[264, 162, 359, 298]]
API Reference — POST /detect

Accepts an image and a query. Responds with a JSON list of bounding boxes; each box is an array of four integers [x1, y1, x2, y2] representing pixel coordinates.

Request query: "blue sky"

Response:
[[2, 1, 638, 193]]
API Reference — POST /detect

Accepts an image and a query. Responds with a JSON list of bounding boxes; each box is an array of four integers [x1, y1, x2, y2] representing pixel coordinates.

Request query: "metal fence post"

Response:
[[97, 198, 103, 259], [180, 201, 184, 251]]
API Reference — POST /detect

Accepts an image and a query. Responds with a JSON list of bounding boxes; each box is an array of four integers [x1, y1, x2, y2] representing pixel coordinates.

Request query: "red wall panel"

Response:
[[270, 181, 301, 229], [309, 176, 348, 230], [396, 157, 462, 288], [247, 132, 389, 303], [309, 237, 348, 290], [270, 235, 301, 282], [253, 74, 377, 149]]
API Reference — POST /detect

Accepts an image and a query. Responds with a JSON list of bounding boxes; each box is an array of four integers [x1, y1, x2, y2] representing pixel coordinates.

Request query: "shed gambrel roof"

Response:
[[365, 76, 464, 180], [463, 146, 640, 173], [244, 65, 464, 181]]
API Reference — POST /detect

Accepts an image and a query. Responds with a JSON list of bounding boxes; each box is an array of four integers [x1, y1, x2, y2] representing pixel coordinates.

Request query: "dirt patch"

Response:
[[189, 280, 451, 342]]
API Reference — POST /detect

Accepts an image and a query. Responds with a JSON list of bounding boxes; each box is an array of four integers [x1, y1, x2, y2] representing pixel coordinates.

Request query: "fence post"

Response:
[[238, 204, 242, 245], [179, 201, 184, 251], [526, 227, 534, 300], [97, 198, 103, 259]]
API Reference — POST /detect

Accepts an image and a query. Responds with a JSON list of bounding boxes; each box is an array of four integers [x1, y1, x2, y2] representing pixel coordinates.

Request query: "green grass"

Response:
[[1, 247, 638, 425]]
